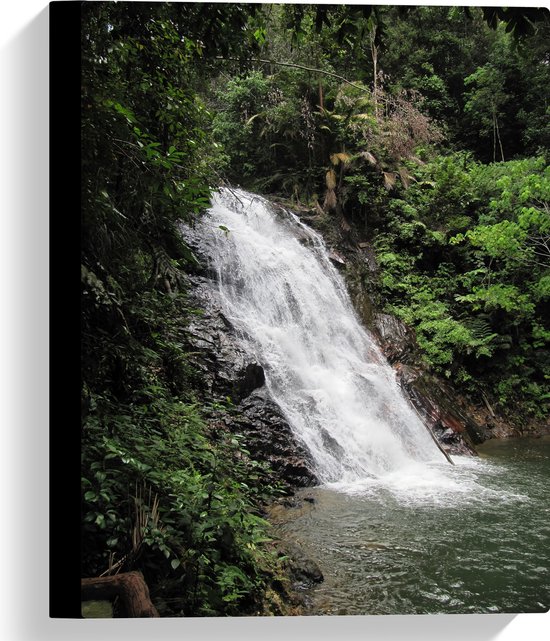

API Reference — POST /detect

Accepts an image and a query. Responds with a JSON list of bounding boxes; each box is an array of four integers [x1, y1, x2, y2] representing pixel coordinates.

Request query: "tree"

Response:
[[81, 3, 292, 617], [465, 64, 508, 162]]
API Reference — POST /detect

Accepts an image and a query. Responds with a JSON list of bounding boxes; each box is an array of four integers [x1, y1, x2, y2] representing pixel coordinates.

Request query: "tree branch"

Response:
[[216, 57, 371, 95]]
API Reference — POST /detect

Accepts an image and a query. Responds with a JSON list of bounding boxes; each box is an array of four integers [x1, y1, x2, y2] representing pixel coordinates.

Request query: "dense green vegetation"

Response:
[[81, 3, 549, 616], [81, 2, 290, 616], [370, 154, 549, 419], [210, 5, 549, 424]]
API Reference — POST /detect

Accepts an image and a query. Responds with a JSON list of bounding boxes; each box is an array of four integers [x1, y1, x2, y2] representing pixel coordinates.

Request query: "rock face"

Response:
[[183, 273, 318, 490], [223, 389, 319, 488], [364, 310, 487, 454], [369, 309, 488, 455], [184, 276, 264, 402], [395, 364, 481, 455], [372, 312, 418, 366]]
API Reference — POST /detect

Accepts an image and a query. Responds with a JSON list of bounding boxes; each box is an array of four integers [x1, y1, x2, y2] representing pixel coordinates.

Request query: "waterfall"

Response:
[[196, 188, 447, 485]]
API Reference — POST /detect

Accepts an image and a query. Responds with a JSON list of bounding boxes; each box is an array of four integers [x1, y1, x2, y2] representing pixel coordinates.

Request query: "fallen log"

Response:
[[81, 571, 159, 617]]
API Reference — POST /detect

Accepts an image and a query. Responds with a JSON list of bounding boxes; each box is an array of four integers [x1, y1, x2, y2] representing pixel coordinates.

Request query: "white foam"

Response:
[[198, 189, 481, 491], [328, 457, 530, 506]]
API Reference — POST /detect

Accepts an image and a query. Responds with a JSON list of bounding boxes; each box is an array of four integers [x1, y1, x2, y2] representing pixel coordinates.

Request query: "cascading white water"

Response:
[[197, 188, 448, 485]]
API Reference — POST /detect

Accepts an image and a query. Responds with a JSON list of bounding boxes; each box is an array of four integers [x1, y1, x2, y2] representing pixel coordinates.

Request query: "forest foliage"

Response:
[[210, 4, 549, 422], [81, 2, 289, 616], [81, 3, 549, 616]]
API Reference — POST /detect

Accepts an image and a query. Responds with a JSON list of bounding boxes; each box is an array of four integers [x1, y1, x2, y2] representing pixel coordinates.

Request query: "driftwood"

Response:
[[81, 571, 160, 618], [481, 391, 496, 419]]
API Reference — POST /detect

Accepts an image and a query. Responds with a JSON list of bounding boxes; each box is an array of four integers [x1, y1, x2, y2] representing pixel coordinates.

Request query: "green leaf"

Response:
[[253, 27, 266, 45]]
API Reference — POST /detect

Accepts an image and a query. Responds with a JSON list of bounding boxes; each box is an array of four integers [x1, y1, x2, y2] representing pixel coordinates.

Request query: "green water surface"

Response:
[[275, 437, 550, 615]]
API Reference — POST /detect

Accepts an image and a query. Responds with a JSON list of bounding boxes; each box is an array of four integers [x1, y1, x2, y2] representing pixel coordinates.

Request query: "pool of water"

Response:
[[273, 437, 550, 615]]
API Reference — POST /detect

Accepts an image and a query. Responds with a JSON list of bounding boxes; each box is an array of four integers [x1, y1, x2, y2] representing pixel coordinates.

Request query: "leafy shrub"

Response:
[[369, 153, 549, 418]]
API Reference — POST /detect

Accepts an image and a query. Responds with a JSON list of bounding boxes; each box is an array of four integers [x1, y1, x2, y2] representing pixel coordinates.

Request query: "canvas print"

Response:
[[80, 2, 550, 618]]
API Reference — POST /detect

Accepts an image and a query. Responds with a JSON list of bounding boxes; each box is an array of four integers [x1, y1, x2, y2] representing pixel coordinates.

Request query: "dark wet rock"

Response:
[[357, 241, 378, 273], [372, 313, 419, 365], [182, 271, 318, 490], [184, 276, 266, 403], [270, 493, 312, 511], [319, 427, 346, 460], [279, 541, 324, 588], [440, 428, 456, 443], [292, 224, 317, 247], [395, 364, 483, 454], [350, 285, 377, 330], [225, 388, 319, 488], [232, 362, 266, 402]]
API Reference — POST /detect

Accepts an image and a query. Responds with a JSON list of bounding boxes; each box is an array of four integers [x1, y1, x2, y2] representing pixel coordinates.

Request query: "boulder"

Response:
[[225, 388, 319, 488], [279, 540, 324, 588]]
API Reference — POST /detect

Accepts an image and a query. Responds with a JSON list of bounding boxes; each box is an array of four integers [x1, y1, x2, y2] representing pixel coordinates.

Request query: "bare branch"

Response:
[[216, 57, 371, 95]]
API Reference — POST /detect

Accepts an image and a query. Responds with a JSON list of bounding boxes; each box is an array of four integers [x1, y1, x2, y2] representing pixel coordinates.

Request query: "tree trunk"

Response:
[[491, 105, 505, 162], [81, 571, 160, 617], [495, 114, 505, 161], [370, 26, 379, 118]]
